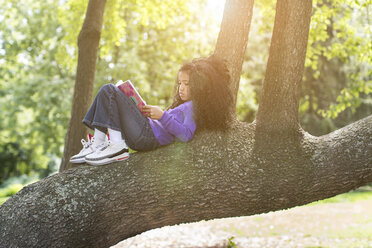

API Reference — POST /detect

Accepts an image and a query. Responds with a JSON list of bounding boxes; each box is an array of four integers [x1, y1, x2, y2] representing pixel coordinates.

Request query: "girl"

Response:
[[70, 55, 233, 166]]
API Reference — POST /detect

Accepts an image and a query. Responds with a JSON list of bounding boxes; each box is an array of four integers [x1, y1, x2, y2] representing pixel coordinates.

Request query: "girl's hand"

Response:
[[141, 105, 164, 120]]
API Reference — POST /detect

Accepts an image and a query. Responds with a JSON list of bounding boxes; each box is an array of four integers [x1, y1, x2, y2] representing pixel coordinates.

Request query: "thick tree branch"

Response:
[[1, 116, 371, 248], [303, 115, 372, 197]]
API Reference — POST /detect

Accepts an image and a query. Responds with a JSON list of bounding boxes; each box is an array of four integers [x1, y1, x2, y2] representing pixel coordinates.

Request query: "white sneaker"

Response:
[[69, 134, 107, 164], [85, 140, 129, 166]]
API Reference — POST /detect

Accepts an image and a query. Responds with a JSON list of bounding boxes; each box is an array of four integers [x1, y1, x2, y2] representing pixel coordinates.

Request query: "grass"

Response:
[[0, 175, 40, 206], [216, 186, 372, 247], [308, 186, 372, 205], [0, 197, 9, 205]]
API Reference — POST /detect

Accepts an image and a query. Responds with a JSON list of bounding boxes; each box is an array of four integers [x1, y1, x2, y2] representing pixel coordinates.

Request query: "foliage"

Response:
[[237, 0, 371, 135], [305, 0, 371, 119], [0, 142, 34, 184], [0, 174, 40, 205], [58, 0, 219, 107], [0, 0, 71, 183], [308, 186, 372, 205]]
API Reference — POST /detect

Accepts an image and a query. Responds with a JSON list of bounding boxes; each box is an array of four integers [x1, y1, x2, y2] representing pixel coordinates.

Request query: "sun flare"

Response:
[[206, 0, 226, 22]]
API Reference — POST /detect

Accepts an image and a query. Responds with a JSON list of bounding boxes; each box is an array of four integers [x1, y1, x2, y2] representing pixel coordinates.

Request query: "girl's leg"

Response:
[[94, 128, 106, 143], [107, 128, 124, 144], [83, 83, 160, 151], [109, 85, 160, 151], [83, 84, 120, 133]]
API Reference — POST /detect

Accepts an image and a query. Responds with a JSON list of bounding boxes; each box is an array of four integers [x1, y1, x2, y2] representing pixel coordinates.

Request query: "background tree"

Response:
[[59, 0, 107, 172], [1, 0, 371, 247]]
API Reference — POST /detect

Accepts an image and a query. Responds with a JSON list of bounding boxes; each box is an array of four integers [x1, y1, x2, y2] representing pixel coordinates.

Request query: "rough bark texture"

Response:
[[59, 0, 107, 172], [1, 0, 371, 247], [256, 0, 312, 134], [0, 117, 371, 248], [214, 0, 254, 107]]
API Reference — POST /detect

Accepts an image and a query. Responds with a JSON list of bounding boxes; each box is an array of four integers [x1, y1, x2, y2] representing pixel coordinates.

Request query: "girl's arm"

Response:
[[158, 108, 196, 142]]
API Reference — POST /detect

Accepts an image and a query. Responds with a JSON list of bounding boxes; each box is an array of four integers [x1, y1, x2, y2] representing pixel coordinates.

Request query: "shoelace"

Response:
[[81, 138, 91, 149]]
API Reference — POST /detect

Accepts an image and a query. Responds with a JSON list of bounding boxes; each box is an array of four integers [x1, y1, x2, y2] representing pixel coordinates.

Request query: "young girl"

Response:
[[70, 55, 233, 165]]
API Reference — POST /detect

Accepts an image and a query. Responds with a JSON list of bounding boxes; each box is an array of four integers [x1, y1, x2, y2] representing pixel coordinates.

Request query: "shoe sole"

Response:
[[70, 157, 86, 164], [85, 153, 129, 166], [70, 151, 96, 164], [85, 147, 129, 161]]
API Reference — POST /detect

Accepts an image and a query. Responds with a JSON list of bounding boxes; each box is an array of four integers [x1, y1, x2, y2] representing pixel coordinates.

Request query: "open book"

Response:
[[115, 80, 147, 115]]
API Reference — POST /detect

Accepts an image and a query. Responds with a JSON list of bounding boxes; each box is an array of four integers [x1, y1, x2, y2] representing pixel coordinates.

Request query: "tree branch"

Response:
[[256, 0, 313, 133], [214, 0, 254, 106], [1, 116, 371, 247]]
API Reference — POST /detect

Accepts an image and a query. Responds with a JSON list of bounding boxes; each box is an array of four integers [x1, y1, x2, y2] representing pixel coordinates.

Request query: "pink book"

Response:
[[115, 80, 147, 115]]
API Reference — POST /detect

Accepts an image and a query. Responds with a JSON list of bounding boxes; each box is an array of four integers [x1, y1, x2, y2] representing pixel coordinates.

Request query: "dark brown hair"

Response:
[[168, 55, 233, 130]]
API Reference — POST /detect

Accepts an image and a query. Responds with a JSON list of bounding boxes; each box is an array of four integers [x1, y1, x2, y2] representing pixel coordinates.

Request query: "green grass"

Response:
[[0, 197, 10, 205], [0, 183, 23, 197], [226, 236, 238, 248], [0, 175, 41, 206], [0, 183, 24, 206], [308, 186, 372, 205]]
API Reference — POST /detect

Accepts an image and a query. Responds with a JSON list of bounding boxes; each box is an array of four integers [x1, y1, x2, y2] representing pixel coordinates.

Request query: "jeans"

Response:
[[83, 84, 160, 151]]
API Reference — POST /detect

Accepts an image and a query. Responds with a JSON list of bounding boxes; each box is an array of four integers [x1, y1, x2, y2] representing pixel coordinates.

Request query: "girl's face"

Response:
[[178, 70, 191, 101]]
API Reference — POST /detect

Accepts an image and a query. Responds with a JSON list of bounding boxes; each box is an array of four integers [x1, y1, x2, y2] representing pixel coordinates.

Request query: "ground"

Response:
[[112, 189, 372, 248]]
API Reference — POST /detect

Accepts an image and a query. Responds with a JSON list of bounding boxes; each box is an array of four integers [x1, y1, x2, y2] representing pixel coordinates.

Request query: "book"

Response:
[[115, 80, 147, 115]]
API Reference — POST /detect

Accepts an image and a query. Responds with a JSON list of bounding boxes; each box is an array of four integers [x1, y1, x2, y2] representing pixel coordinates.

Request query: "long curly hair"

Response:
[[168, 55, 233, 130]]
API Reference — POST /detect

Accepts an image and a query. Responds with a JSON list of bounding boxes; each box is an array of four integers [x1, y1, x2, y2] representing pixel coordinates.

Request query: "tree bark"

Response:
[[214, 0, 254, 107], [256, 0, 312, 135], [0, 116, 371, 248], [59, 0, 107, 172]]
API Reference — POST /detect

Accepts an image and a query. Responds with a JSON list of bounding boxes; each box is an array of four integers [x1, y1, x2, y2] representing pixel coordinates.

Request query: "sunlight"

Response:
[[206, 0, 226, 22]]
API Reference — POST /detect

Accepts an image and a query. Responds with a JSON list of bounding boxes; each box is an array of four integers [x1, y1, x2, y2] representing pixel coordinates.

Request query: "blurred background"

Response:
[[0, 0, 371, 215]]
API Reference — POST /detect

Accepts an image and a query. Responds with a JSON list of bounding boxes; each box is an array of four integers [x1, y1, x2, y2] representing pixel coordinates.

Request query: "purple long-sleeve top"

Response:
[[148, 101, 196, 145]]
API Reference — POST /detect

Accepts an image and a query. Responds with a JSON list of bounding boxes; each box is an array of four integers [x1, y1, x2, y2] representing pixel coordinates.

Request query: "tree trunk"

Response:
[[1, 0, 371, 247], [256, 0, 312, 135], [59, 0, 107, 172], [253, 0, 313, 156], [214, 0, 254, 107]]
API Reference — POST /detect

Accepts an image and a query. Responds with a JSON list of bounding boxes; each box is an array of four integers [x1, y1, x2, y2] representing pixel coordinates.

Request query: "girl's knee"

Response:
[[99, 83, 116, 93]]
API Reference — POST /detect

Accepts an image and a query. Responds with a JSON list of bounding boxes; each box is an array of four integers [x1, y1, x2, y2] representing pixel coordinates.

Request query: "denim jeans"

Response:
[[83, 84, 160, 151]]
